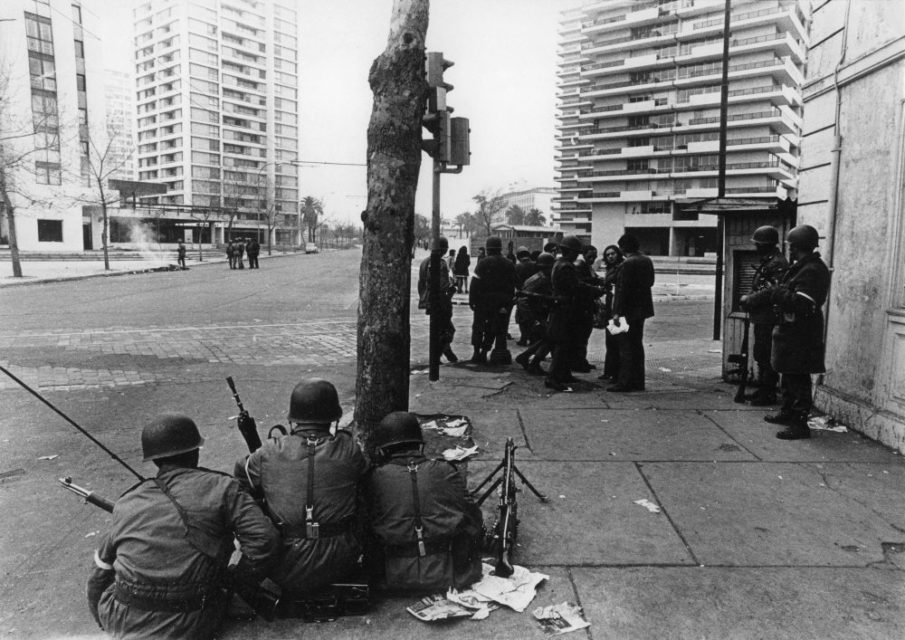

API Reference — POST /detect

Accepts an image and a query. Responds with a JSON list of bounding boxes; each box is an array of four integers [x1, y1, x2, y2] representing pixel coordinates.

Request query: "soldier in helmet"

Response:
[[234, 379, 368, 596], [546, 235, 605, 391], [513, 246, 538, 346], [742, 224, 830, 440], [363, 412, 483, 593], [469, 236, 517, 364], [746, 225, 789, 405], [514, 252, 556, 374], [87, 414, 278, 640], [417, 236, 458, 363]]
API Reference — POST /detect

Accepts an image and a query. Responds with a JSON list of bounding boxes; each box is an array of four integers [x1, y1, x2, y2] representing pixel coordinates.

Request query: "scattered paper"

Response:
[[442, 445, 480, 462], [471, 563, 548, 613], [407, 594, 473, 622], [446, 588, 498, 620], [533, 602, 590, 635], [606, 317, 630, 335], [38, 455, 59, 461], [808, 416, 848, 432], [420, 416, 471, 437], [634, 498, 661, 513], [85, 531, 98, 538]]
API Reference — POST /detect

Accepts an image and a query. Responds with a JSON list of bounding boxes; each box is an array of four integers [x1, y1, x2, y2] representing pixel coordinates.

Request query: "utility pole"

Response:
[[422, 51, 471, 381], [713, 0, 731, 341]]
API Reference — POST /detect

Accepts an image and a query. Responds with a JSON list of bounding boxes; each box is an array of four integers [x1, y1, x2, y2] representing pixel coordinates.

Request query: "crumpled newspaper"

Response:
[[406, 594, 473, 622], [446, 588, 499, 620], [421, 416, 471, 438], [533, 601, 590, 634], [442, 444, 480, 462], [808, 416, 848, 432], [634, 498, 661, 513], [470, 562, 549, 613]]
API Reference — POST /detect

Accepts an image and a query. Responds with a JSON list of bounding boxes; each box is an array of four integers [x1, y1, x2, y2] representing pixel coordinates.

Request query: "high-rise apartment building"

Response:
[[0, 0, 106, 251], [104, 68, 137, 181], [132, 0, 300, 244], [554, 0, 807, 256]]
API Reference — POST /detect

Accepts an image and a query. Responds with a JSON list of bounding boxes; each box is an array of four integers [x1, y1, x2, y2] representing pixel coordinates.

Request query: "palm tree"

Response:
[[300, 196, 323, 244], [524, 208, 547, 226]]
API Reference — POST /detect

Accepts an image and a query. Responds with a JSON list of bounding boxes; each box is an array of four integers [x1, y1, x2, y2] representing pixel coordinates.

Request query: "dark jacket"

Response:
[[246, 239, 260, 257], [547, 257, 601, 341], [517, 270, 553, 327], [417, 256, 454, 313], [364, 454, 483, 593], [514, 257, 538, 289], [453, 252, 471, 277], [748, 250, 789, 325], [469, 253, 517, 311], [235, 428, 368, 595], [747, 252, 830, 374], [89, 466, 278, 640], [613, 252, 655, 320]]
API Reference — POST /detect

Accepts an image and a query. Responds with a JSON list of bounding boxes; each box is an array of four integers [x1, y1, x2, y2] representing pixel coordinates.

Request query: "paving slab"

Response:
[[705, 410, 903, 463], [521, 409, 758, 462], [639, 461, 905, 566], [572, 566, 905, 640], [465, 460, 695, 567], [220, 567, 576, 640]]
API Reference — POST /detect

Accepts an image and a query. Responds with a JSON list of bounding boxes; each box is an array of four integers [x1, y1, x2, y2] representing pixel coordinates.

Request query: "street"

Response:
[[1, 249, 902, 640]]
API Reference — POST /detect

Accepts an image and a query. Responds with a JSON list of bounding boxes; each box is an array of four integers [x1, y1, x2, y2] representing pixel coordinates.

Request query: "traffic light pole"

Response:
[[429, 158, 442, 381]]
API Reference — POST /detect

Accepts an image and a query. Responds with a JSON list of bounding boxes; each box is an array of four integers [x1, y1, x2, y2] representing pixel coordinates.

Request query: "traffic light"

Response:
[[426, 52, 453, 90], [422, 51, 468, 169], [449, 117, 470, 166]]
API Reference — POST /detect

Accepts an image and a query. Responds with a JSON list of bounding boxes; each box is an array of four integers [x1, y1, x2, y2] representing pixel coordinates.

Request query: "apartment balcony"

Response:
[[583, 5, 673, 35], [577, 168, 670, 183], [582, 121, 673, 141], [674, 0, 725, 18], [583, 73, 677, 98], [585, 147, 625, 160], [685, 187, 719, 198], [677, 4, 808, 44], [682, 109, 798, 135], [582, 29, 675, 56]]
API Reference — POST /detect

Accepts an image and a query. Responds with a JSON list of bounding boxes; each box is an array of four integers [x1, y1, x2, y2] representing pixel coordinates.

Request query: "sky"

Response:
[[101, 0, 574, 225]]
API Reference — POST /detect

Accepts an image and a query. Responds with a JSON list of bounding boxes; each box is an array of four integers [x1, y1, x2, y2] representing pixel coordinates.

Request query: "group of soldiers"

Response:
[[418, 233, 656, 393], [225, 238, 261, 270], [87, 379, 483, 639]]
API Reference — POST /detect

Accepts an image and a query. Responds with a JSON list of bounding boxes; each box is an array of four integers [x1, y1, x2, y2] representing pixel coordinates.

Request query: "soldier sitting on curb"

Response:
[[363, 411, 483, 593], [87, 414, 278, 640]]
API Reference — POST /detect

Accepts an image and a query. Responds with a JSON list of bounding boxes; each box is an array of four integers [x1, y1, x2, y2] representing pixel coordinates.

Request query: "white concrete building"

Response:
[[103, 68, 137, 182], [130, 0, 301, 245], [554, 0, 807, 256], [498, 186, 557, 219], [797, 1, 905, 453], [0, 0, 107, 251]]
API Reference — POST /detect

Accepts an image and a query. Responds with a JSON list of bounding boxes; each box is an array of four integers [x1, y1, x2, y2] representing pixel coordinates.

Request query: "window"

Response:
[[76, 74, 86, 91], [71, 4, 82, 24], [35, 161, 61, 185], [74, 39, 85, 59], [37, 219, 63, 242]]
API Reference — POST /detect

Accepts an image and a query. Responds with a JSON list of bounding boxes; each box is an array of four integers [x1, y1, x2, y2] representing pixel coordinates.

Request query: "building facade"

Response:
[[797, 0, 905, 453], [103, 68, 137, 182], [498, 186, 557, 218], [131, 0, 301, 245], [0, 0, 107, 251], [554, 0, 807, 256]]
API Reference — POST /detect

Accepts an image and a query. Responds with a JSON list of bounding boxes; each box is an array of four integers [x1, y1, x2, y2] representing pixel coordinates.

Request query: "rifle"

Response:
[[728, 314, 751, 404], [470, 437, 547, 577], [59, 476, 115, 513], [226, 376, 263, 452]]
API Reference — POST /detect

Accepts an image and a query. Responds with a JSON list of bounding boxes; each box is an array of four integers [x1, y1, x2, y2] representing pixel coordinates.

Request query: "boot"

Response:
[[489, 347, 512, 365], [469, 349, 486, 364], [442, 345, 458, 363], [775, 413, 810, 440], [764, 410, 795, 425], [749, 392, 778, 406]]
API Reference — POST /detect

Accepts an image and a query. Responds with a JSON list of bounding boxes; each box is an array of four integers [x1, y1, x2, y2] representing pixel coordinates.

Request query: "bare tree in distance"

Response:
[[472, 190, 506, 237], [454, 211, 474, 239], [355, 0, 429, 440]]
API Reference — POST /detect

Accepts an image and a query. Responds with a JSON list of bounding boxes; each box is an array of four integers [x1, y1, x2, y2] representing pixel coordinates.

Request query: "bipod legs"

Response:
[[512, 463, 547, 502]]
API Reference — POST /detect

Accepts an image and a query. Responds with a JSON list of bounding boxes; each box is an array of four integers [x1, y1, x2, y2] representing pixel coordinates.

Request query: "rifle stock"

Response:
[[226, 376, 263, 452], [730, 316, 751, 403]]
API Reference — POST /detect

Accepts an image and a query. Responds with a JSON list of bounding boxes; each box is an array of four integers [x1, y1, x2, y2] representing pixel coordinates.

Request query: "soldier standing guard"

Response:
[[234, 379, 368, 596], [468, 236, 517, 364], [746, 226, 789, 405], [742, 224, 830, 440], [87, 414, 278, 640], [418, 236, 458, 363]]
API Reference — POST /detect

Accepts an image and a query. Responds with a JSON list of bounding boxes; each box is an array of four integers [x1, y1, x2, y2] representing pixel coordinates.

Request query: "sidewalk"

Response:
[[219, 335, 904, 640]]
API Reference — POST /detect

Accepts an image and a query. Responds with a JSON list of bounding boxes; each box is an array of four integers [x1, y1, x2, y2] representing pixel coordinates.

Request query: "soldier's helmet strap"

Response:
[[305, 437, 319, 539], [407, 463, 428, 557]]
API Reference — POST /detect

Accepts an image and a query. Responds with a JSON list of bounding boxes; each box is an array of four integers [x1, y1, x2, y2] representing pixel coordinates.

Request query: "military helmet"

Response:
[[372, 411, 423, 453], [431, 235, 449, 252], [751, 225, 779, 245], [141, 413, 205, 462], [786, 224, 819, 250], [516, 245, 530, 258], [288, 379, 343, 424], [485, 236, 503, 251], [558, 234, 583, 254], [536, 252, 555, 268]]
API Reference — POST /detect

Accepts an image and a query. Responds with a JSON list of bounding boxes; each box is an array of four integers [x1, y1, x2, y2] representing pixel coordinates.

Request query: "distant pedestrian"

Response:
[[597, 244, 625, 383], [226, 241, 236, 269], [447, 249, 456, 273], [176, 240, 187, 270], [742, 224, 829, 440], [246, 237, 260, 269], [609, 234, 655, 392], [476, 247, 486, 263], [453, 246, 471, 293], [235, 239, 245, 270]]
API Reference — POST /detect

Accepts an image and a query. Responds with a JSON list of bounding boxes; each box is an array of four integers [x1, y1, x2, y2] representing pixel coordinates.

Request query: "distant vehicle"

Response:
[[305, 242, 319, 254]]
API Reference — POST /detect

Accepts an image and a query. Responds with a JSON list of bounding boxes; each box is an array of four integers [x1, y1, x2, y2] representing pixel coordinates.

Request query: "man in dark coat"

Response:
[[226, 241, 236, 269], [235, 239, 245, 269], [513, 246, 538, 345], [246, 237, 260, 269], [514, 252, 555, 375], [469, 236, 517, 364], [363, 412, 483, 593], [546, 235, 604, 392], [609, 233, 655, 392], [746, 226, 789, 405], [742, 224, 830, 439], [234, 379, 368, 596], [573, 244, 602, 373], [177, 240, 187, 270], [88, 414, 278, 640], [417, 236, 458, 363]]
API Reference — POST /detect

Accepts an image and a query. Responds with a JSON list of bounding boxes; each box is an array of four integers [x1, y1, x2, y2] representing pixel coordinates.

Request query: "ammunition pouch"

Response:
[[114, 580, 215, 613], [278, 517, 353, 540], [276, 583, 370, 621]]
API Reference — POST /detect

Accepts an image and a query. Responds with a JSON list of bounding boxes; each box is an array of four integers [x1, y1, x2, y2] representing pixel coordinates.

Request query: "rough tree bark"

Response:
[[355, 0, 429, 442]]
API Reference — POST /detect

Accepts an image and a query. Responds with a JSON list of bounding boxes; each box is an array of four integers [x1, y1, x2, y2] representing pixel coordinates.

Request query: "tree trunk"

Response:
[[1, 181, 23, 278], [355, 0, 429, 442], [101, 200, 110, 271]]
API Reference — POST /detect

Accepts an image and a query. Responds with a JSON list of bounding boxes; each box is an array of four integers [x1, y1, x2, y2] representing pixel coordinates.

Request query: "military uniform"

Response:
[[418, 253, 457, 359], [469, 252, 517, 361], [547, 255, 599, 385], [235, 427, 367, 595], [748, 249, 789, 401], [364, 453, 483, 592], [514, 255, 538, 344], [88, 465, 278, 640], [611, 249, 655, 391]]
